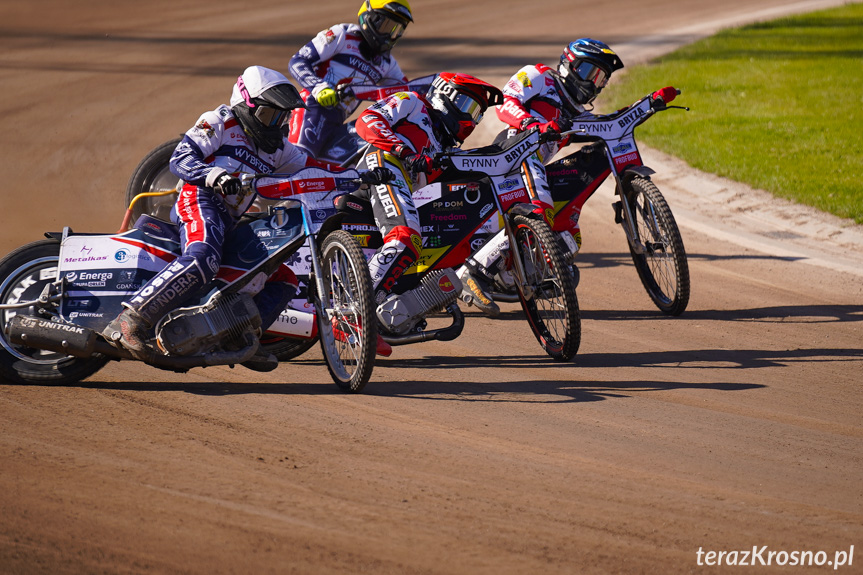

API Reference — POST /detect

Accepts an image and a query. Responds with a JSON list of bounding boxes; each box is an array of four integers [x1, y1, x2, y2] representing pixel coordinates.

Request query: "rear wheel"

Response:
[[262, 335, 318, 361], [621, 177, 689, 315], [511, 215, 581, 361], [125, 137, 183, 223], [0, 240, 109, 384], [315, 231, 376, 392]]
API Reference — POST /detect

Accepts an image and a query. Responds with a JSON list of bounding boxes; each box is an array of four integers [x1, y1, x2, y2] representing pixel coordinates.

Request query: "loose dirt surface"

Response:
[[1, 1, 861, 573]]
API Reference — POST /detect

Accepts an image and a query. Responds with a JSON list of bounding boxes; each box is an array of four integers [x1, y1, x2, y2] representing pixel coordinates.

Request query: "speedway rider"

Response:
[[353, 72, 503, 309], [102, 66, 381, 371], [458, 38, 675, 316], [288, 0, 413, 158]]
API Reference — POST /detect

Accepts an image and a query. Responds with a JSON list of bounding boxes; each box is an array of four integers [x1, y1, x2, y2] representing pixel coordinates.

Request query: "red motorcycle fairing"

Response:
[[339, 177, 497, 295], [545, 144, 612, 233]]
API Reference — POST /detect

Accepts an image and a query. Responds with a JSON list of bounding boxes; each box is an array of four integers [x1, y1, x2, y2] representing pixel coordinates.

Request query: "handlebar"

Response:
[[335, 74, 438, 103]]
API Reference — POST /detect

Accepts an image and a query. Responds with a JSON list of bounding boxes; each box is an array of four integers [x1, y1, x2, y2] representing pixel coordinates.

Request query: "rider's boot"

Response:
[[457, 263, 500, 318], [102, 306, 150, 357]]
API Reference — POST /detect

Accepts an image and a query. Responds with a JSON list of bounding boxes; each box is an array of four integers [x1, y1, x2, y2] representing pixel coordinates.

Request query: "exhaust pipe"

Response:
[[5, 315, 258, 371], [379, 303, 464, 346]]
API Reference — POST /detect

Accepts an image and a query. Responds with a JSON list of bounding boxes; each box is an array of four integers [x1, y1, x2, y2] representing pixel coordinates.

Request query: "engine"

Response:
[[376, 268, 462, 335], [156, 292, 262, 356]]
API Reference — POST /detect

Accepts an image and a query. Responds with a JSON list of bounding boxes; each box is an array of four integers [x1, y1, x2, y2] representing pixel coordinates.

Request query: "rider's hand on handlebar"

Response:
[[651, 86, 678, 108], [315, 87, 338, 108], [403, 153, 435, 175], [523, 118, 573, 144], [360, 167, 394, 185], [214, 173, 241, 196]]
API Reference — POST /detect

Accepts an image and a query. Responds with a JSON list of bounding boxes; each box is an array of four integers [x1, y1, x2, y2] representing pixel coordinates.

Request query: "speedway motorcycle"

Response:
[[477, 88, 691, 315], [0, 169, 379, 392], [336, 127, 581, 361], [122, 75, 438, 224]]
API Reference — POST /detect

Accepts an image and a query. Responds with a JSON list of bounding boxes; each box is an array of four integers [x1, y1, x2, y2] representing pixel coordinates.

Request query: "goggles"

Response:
[[451, 93, 485, 123], [367, 11, 408, 41], [253, 104, 289, 128], [572, 61, 610, 89]]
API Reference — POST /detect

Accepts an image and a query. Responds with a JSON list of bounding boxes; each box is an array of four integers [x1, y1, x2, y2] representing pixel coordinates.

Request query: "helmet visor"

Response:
[[451, 93, 484, 123], [573, 61, 610, 89], [367, 11, 408, 41], [253, 104, 289, 128]]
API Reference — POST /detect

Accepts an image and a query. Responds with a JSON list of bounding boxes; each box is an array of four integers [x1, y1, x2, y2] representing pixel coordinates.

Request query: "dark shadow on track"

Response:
[[366, 378, 763, 403], [582, 304, 863, 323]]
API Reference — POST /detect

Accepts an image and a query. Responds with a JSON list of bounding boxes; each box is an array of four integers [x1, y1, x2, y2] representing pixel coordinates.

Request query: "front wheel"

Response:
[[0, 240, 109, 385], [511, 215, 581, 361], [621, 177, 690, 316], [315, 231, 377, 392]]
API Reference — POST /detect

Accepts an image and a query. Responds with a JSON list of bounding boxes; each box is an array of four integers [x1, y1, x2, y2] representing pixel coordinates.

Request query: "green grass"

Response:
[[603, 3, 863, 224]]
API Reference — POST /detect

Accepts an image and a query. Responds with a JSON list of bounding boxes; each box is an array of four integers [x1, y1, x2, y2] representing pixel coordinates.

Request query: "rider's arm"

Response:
[[496, 95, 534, 129], [169, 108, 231, 188], [288, 24, 350, 95], [355, 93, 431, 157], [497, 64, 561, 129], [355, 109, 406, 154], [274, 140, 346, 173]]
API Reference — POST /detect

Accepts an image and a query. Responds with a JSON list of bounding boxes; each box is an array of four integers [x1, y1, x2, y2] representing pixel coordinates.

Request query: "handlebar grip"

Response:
[[538, 131, 558, 144]]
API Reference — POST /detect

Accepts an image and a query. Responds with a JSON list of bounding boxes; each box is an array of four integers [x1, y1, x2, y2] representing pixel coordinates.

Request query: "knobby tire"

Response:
[[512, 215, 581, 361], [622, 177, 690, 316], [316, 230, 377, 392]]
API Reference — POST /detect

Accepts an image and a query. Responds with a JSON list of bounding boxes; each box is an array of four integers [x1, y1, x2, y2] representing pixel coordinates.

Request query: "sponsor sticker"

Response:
[[438, 275, 456, 293]]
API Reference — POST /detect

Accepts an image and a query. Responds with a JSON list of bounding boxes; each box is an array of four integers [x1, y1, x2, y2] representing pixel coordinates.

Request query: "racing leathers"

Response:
[[288, 23, 407, 158], [354, 90, 450, 303], [121, 104, 316, 330], [464, 63, 583, 293]]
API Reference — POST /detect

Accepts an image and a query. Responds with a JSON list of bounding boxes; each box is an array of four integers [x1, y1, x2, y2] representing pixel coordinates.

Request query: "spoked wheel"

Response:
[[0, 240, 109, 385], [315, 230, 376, 392], [622, 177, 690, 316], [511, 215, 581, 361], [125, 137, 183, 223]]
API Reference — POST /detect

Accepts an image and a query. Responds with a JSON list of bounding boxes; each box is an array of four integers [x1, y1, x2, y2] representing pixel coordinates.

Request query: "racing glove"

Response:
[[651, 86, 678, 106], [403, 153, 435, 175], [214, 173, 241, 196], [314, 86, 338, 108], [360, 167, 394, 185], [535, 120, 561, 134]]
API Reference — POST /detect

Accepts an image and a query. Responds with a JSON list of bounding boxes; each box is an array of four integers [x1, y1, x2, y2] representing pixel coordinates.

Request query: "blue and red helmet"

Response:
[[559, 38, 624, 105]]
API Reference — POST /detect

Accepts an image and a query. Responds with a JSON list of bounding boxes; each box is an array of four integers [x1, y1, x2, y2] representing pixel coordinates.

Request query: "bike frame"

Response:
[[558, 93, 688, 255]]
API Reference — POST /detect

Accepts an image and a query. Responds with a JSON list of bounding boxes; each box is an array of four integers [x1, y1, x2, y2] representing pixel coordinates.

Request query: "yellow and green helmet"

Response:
[[357, 0, 413, 53]]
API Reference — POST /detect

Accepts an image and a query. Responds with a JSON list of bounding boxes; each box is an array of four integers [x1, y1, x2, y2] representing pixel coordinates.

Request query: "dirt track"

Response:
[[1, 1, 861, 573]]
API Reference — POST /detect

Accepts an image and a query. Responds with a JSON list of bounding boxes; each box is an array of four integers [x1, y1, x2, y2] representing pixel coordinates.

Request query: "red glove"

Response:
[[651, 86, 678, 105], [403, 153, 435, 175], [520, 118, 560, 134]]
